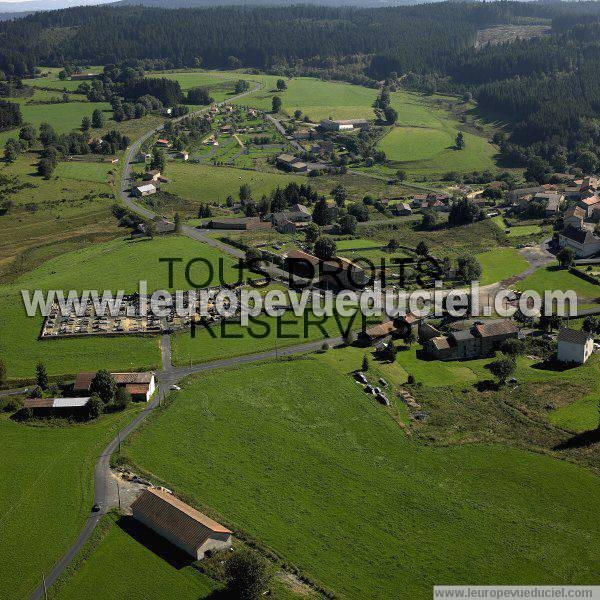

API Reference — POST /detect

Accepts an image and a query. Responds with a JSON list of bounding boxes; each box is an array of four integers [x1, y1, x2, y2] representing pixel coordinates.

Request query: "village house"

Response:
[[285, 249, 367, 289], [357, 320, 399, 345], [74, 371, 156, 401], [563, 206, 586, 229], [424, 320, 520, 361], [557, 327, 594, 364], [394, 203, 412, 216], [577, 196, 600, 218], [135, 151, 152, 163], [558, 226, 600, 258], [132, 183, 157, 197], [177, 150, 189, 161], [533, 192, 564, 216], [155, 139, 172, 148], [271, 204, 312, 233], [293, 128, 314, 140], [131, 488, 232, 560], [142, 169, 162, 182], [276, 153, 298, 169]]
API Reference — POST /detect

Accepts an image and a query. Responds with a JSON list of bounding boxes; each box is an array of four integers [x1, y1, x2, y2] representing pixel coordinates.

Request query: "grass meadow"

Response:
[[51, 514, 219, 600], [476, 246, 529, 286], [377, 90, 499, 179], [515, 264, 600, 305], [123, 353, 600, 599], [0, 406, 143, 599]]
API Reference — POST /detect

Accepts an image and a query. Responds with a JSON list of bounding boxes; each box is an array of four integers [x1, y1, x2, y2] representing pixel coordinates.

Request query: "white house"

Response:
[[132, 183, 157, 197], [557, 328, 594, 364], [558, 226, 600, 258]]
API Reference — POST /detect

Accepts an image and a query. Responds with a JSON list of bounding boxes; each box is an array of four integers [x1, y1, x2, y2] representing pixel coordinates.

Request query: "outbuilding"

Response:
[[131, 488, 232, 559], [557, 328, 594, 364]]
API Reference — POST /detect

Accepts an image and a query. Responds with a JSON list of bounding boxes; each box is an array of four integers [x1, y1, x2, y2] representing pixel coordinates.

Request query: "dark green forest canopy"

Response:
[[4, 1, 600, 169]]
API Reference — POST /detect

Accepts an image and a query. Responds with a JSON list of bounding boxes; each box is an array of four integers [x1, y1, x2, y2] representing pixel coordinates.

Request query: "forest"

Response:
[[3, 1, 600, 176]]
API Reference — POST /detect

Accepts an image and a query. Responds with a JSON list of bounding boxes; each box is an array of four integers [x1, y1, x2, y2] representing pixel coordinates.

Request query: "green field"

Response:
[[52, 514, 218, 600], [0, 235, 244, 380], [0, 407, 142, 599], [515, 264, 600, 305], [161, 162, 306, 205], [123, 354, 600, 599], [155, 70, 378, 121], [492, 216, 546, 238], [374, 90, 499, 178], [0, 101, 111, 148], [171, 309, 372, 366], [476, 247, 529, 286]]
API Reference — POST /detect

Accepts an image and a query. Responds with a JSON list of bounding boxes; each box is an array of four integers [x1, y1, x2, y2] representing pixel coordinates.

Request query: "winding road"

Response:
[[25, 78, 584, 599], [27, 80, 333, 599]]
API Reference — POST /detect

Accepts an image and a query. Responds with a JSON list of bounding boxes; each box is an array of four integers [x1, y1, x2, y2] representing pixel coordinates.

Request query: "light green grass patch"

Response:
[[476, 247, 529, 286], [515, 265, 600, 304], [1, 236, 244, 379], [52, 514, 218, 600]]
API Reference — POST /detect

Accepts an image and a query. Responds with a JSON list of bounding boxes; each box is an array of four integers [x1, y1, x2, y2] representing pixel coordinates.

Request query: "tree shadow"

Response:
[[474, 379, 500, 392], [554, 428, 600, 450], [117, 515, 194, 570]]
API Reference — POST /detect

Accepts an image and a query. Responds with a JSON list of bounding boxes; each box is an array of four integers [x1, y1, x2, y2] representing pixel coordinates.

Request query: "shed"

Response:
[[131, 488, 232, 559]]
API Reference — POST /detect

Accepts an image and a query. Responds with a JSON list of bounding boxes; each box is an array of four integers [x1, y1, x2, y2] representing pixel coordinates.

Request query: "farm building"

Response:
[[285, 249, 367, 290], [394, 203, 412, 216], [207, 217, 271, 231], [358, 320, 399, 345], [23, 397, 91, 416], [74, 372, 156, 401], [142, 170, 162, 182], [70, 72, 100, 80], [424, 320, 519, 360], [557, 328, 594, 364], [177, 150, 189, 160], [320, 119, 368, 131], [131, 488, 232, 560], [132, 184, 157, 197], [271, 204, 312, 233]]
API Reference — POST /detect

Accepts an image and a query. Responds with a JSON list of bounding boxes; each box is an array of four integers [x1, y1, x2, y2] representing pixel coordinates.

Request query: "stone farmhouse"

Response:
[[424, 320, 520, 360]]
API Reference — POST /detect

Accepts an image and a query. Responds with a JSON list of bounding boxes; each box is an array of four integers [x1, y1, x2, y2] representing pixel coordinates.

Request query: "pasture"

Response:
[[0, 100, 111, 148], [0, 407, 142, 599], [154, 70, 378, 121], [52, 514, 218, 600], [123, 354, 600, 599], [476, 247, 529, 285], [0, 154, 121, 281], [515, 265, 600, 306]]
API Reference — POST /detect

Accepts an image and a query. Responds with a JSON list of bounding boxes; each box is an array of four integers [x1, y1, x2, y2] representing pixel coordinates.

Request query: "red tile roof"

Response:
[[131, 488, 231, 551]]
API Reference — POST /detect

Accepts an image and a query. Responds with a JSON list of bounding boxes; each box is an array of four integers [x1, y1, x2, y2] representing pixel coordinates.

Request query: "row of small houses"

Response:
[[362, 315, 596, 364]]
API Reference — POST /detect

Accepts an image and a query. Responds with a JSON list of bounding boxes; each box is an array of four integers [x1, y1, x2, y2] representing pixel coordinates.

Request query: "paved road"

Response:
[[120, 81, 262, 220], [29, 332, 341, 599]]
